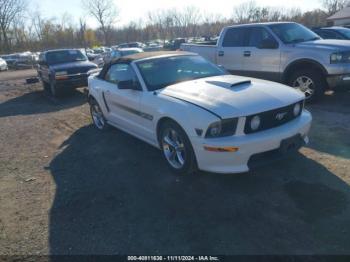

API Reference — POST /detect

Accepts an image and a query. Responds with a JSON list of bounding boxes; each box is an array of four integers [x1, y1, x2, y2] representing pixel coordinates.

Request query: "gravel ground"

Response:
[[0, 69, 349, 256]]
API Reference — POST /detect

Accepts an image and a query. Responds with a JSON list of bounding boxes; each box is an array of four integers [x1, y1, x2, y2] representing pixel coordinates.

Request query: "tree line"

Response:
[[0, 0, 349, 54]]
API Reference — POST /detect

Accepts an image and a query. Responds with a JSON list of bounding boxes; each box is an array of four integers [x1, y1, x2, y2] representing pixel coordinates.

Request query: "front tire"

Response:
[[159, 120, 197, 175], [50, 82, 62, 97], [288, 69, 326, 102], [90, 98, 108, 131]]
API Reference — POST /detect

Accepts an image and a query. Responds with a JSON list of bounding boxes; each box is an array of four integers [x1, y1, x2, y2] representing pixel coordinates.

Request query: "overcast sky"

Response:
[[32, 0, 323, 28]]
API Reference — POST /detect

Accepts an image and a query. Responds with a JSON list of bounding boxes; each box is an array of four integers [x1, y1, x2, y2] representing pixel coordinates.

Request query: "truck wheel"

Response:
[[288, 69, 325, 102], [159, 120, 197, 175], [50, 82, 62, 97], [42, 81, 50, 93]]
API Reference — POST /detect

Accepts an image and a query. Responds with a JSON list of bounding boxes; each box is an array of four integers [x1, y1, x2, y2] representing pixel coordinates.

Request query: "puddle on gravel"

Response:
[[285, 181, 348, 222]]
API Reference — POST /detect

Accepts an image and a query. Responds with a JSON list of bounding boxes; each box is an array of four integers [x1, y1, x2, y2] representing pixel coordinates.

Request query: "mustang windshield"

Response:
[[137, 55, 226, 91], [46, 50, 87, 65]]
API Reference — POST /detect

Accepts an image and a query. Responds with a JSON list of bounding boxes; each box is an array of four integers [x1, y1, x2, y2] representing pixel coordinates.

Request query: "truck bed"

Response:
[[180, 43, 218, 64]]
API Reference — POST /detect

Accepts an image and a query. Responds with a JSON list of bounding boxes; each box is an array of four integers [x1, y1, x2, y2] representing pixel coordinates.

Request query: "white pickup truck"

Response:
[[181, 22, 350, 101]]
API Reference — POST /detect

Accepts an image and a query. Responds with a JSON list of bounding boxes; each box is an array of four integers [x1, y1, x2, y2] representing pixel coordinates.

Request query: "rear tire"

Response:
[[159, 120, 197, 175], [288, 69, 326, 102]]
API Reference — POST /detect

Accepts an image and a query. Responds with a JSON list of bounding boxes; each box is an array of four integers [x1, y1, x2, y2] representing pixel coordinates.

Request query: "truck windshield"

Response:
[[137, 55, 226, 91], [336, 28, 350, 39], [269, 23, 320, 44], [46, 50, 87, 65]]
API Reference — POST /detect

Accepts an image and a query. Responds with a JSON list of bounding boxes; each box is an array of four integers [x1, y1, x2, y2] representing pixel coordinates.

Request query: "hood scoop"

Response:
[[230, 80, 251, 88]]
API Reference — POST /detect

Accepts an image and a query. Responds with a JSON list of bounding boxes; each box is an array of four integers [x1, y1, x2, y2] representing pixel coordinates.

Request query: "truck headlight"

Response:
[[250, 115, 261, 131], [205, 118, 238, 138], [330, 52, 350, 64], [55, 71, 68, 80], [55, 71, 67, 76]]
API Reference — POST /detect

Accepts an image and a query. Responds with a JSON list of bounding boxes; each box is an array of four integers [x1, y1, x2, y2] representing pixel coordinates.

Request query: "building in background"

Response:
[[327, 7, 350, 26]]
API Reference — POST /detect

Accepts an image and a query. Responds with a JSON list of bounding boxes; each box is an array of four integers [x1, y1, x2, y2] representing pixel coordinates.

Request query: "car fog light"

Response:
[[293, 103, 301, 116], [250, 115, 261, 131]]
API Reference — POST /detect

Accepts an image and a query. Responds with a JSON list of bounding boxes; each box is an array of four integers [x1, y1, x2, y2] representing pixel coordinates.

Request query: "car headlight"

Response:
[[293, 102, 302, 116], [55, 71, 68, 76], [330, 51, 350, 64], [250, 115, 261, 131], [205, 118, 238, 138]]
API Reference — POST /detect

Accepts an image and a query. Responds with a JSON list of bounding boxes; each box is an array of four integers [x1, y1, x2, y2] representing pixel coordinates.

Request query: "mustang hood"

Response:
[[160, 75, 304, 119]]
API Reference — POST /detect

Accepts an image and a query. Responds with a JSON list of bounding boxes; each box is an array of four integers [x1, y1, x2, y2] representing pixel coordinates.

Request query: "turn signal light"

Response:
[[204, 146, 239, 152]]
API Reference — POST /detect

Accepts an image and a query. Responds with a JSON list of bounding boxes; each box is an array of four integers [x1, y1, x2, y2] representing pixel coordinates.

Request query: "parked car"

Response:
[[143, 42, 163, 52], [37, 49, 97, 97], [1, 54, 19, 69], [0, 58, 8, 71], [103, 48, 144, 64], [87, 51, 311, 174], [117, 42, 145, 49], [312, 26, 350, 40], [164, 38, 186, 50], [181, 22, 350, 101], [13, 52, 37, 70]]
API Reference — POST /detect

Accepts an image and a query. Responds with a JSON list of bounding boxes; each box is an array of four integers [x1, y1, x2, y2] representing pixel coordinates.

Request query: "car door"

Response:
[[217, 27, 246, 73], [102, 63, 145, 137], [240, 26, 281, 82]]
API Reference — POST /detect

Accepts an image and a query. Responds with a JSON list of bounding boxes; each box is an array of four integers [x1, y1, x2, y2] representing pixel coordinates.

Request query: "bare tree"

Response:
[[83, 0, 118, 45], [322, 0, 349, 15], [0, 0, 27, 52], [232, 1, 258, 23], [78, 18, 87, 50]]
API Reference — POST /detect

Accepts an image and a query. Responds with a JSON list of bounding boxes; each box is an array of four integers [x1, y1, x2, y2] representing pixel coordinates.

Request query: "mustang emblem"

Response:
[[276, 112, 287, 121]]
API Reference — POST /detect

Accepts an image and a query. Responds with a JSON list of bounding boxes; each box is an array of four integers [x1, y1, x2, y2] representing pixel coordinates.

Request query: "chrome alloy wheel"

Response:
[[91, 102, 105, 129], [292, 76, 315, 98], [162, 128, 186, 169]]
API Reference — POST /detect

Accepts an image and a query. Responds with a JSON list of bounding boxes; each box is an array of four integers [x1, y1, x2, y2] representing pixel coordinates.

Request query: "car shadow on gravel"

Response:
[[0, 89, 86, 118], [306, 91, 350, 159], [49, 125, 350, 255]]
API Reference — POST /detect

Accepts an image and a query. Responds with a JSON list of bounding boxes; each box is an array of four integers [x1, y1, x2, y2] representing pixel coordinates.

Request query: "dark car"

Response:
[[1, 54, 20, 69], [312, 26, 350, 40], [38, 49, 97, 97]]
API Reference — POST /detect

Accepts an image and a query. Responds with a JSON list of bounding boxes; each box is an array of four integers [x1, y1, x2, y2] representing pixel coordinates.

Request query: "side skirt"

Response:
[[106, 120, 160, 150]]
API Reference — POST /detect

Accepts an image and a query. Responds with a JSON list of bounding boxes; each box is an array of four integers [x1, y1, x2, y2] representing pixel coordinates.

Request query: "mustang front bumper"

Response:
[[190, 110, 312, 174]]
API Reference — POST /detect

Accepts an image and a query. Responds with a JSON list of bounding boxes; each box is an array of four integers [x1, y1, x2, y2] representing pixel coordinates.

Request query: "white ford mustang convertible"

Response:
[[87, 51, 312, 174]]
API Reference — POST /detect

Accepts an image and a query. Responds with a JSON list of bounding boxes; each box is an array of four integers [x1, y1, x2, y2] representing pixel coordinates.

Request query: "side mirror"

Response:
[[258, 39, 279, 49], [118, 80, 140, 90], [38, 60, 47, 66]]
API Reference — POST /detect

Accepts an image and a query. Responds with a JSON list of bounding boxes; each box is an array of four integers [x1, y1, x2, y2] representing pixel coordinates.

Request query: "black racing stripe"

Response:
[[161, 94, 222, 120], [102, 92, 110, 112], [110, 101, 153, 121]]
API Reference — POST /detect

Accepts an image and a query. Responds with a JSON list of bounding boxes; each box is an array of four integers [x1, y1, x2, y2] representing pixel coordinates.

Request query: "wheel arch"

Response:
[[282, 59, 328, 83], [156, 116, 183, 146]]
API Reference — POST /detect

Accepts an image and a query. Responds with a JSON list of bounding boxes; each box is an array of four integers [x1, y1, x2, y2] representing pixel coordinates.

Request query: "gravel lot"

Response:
[[0, 69, 349, 255]]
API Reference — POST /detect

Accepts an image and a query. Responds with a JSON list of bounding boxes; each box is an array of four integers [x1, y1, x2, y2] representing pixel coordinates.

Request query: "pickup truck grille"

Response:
[[244, 101, 303, 134], [67, 67, 93, 75]]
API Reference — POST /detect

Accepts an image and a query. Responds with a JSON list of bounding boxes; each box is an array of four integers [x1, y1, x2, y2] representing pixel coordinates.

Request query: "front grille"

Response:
[[67, 67, 92, 75], [244, 101, 303, 134]]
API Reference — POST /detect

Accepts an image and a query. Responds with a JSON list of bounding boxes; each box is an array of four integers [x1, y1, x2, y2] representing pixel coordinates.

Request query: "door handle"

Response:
[[243, 51, 251, 57], [218, 50, 224, 57]]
